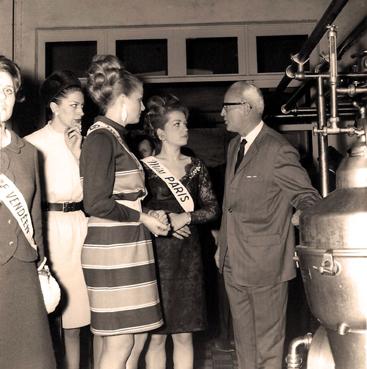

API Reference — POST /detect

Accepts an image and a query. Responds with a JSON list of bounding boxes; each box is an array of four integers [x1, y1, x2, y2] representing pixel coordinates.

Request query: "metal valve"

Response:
[[318, 251, 340, 276]]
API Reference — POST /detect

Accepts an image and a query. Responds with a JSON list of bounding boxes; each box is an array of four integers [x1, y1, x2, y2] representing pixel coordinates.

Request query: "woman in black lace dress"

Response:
[[142, 95, 219, 369]]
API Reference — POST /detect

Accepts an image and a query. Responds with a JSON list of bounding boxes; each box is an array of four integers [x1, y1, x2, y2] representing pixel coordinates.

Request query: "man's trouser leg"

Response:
[[223, 261, 288, 369]]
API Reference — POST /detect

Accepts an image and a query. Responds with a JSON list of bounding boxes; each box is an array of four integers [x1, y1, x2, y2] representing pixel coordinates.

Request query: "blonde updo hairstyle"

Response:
[[144, 94, 188, 153], [86, 54, 142, 113]]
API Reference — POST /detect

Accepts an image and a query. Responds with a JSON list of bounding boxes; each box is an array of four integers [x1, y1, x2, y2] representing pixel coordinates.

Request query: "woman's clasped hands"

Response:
[[141, 210, 170, 237], [145, 210, 191, 239], [168, 212, 191, 240]]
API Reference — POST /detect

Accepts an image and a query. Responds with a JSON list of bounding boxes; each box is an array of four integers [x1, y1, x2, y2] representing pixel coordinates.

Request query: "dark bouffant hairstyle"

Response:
[[86, 55, 142, 113], [0, 55, 23, 101], [40, 70, 82, 106], [144, 94, 188, 152], [133, 134, 156, 158]]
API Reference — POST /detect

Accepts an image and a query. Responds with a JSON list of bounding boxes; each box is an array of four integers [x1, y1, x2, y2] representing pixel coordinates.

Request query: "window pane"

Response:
[[256, 35, 308, 73], [186, 37, 238, 75], [45, 41, 97, 78], [116, 39, 167, 75]]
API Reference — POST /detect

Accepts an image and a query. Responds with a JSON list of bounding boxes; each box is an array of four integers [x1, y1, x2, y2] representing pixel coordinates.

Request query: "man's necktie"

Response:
[[234, 139, 247, 173]]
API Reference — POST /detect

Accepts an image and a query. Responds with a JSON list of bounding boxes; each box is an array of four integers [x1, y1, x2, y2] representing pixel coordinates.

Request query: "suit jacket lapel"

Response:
[[227, 136, 241, 183], [237, 141, 258, 172], [232, 124, 267, 177]]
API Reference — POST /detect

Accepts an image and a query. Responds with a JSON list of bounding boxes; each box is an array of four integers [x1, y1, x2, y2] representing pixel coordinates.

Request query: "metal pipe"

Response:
[[293, 73, 329, 80], [292, 72, 367, 80], [272, 105, 357, 120], [337, 86, 367, 96], [317, 77, 329, 197], [280, 83, 315, 115], [313, 126, 361, 135], [286, 333, 313, 369], [276, 0, 349, 92], [280, 15, 367, 113], [281, 106, 357, 116], [274, 112, 356, 124], [334, 73, 367, 78], [284, 106, 357, 114], [328, 25, 339, 129]]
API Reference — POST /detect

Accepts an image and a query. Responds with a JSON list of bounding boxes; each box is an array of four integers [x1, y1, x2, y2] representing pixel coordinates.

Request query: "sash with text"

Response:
[[142, 156, 194, 212], [0, 173, 37, 251]]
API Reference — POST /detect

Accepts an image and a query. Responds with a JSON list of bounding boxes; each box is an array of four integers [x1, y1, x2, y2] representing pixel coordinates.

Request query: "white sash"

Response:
[[0, 175, 61, 314], [87, 121, 143, 172], [0, 173, 37, 250], [142, 156, 194, 212]]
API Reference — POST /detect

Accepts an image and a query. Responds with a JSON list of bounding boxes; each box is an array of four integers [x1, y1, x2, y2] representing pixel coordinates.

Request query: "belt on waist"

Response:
[[43, 201, 83, 212]]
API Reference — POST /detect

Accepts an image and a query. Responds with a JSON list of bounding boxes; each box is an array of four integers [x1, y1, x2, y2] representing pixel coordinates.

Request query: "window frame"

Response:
[[36, 22, 319, 88], [36, 28, 107, 81], [247, 22, 320, 76]]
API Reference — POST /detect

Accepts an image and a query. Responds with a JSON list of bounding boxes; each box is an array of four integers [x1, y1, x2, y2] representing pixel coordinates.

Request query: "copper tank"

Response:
[[298, 134, 367, 369]]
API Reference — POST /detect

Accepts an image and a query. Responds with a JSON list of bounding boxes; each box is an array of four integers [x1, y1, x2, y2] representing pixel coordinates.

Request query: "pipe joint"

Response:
[[286, 64, 296, 79], [328, 116, 340, 129], [281, 104, 291, 115], [337, 86, 367, 97], [286, 333, 313, 369], [338, 322, 367, 335], [291, 53, 309, 71], [313, 126, 359, 136]]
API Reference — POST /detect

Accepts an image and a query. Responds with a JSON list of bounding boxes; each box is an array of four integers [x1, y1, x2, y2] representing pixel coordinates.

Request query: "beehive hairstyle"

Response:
[[144, 94, 188, 153], [40, 70, 81, 106], [86, 54, 142, 113]]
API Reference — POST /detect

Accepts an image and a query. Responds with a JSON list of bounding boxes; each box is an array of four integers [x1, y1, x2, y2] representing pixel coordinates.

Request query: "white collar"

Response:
[[241, 121, 264, 149]]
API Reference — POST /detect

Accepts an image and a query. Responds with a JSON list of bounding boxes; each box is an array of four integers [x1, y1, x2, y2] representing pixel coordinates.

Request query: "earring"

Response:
[[121, 105, 127, 123]]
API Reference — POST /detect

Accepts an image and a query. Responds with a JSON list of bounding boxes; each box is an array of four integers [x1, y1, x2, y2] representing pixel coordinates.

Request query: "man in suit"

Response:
[[215, 81, 320, 369]]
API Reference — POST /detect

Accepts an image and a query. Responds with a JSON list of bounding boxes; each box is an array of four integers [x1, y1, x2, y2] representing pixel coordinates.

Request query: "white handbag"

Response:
[[37, 258, 61, 314]]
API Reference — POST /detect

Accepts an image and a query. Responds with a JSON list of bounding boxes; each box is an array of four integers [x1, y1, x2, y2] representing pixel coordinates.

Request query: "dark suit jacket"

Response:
[[218, 123, 320, 286], [0, 131, 44, 265]]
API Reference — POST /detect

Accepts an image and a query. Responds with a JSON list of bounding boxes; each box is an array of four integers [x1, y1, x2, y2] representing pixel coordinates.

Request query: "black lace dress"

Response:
[[143, 157, 219, 334]]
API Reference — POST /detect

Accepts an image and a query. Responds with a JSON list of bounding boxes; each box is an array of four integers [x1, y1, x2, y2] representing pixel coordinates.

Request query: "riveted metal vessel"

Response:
[[298, 135, 367, 369]]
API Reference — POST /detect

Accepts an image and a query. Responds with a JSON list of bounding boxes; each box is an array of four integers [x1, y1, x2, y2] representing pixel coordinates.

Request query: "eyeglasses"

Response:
[[1, 86, 15, 97], [222, 101, 252, 112]]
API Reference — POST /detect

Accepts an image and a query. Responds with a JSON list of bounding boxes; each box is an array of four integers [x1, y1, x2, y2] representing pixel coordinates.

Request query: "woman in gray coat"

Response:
[[0, 55, 56, 369]]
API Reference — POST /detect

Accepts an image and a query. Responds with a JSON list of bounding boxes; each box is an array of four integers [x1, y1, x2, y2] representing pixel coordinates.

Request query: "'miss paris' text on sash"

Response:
[[142, 156, 194, 213]]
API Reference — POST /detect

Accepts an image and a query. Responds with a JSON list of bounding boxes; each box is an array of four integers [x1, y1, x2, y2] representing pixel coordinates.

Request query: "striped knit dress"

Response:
[[80, 117, 163, 336]]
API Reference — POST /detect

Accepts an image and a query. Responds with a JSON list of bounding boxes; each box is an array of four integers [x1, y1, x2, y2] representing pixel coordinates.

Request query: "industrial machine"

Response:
[[276, 1, 367, 368]]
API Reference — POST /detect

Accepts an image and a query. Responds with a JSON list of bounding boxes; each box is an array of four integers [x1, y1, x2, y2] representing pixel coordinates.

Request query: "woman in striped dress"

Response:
[[80, 55, 169, 369]]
